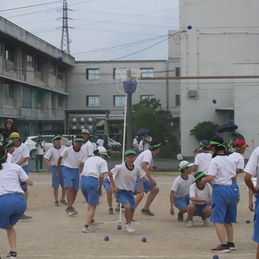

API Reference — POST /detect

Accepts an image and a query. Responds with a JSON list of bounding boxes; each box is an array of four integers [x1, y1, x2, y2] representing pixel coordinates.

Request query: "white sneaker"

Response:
[[90, 220, 100, 227], [203, 218, 210, 226], [82, 226, 94, 233], [126, 223, 135, 233], [187, 220, 193, 228]]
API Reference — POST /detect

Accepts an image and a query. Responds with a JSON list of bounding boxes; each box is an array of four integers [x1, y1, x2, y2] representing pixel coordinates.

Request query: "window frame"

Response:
[[113, 95, 126, 107], [86, 68, 100, 80], [86, 95, 100, 107], [140, 68, 154, 78]]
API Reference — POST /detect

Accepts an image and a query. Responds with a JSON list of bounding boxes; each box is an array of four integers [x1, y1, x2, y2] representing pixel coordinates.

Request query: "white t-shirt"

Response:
[[171, 174, 195, 197], [97, 139, 104, 147], [12, 143, 29, 166], [61, 146, 86, 169], [36, 140, 45, 155], [133, 138, 138, 149], [208, 155, 236, 185], [81, 155, 108, 178], [134, 149, 152, 167], [6, 153, 13, 163], [244, 146, 259, 187], [194, 152, 212, 174], [228, 152, 245, 170], [189, 182, 212, 205], [110, 163, 146, 191], [44, 145, 66, 166], [81, 141, 94, 160], [0, 162, 28, 195]]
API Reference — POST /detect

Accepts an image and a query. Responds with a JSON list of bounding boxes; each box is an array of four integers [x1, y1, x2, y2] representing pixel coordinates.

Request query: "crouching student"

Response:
[[187, 171, 212, 227], [109, 149, 146, 233], [81, 147, 109, 233]]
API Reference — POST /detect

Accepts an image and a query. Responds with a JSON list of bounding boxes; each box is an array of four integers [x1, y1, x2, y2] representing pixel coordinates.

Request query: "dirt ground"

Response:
[[0, 172, 257, 259]]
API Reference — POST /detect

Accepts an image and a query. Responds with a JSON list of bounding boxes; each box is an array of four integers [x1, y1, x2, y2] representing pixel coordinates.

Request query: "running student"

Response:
[[244, 145, 259, 259], [170, 160, 194, 222], [81, 147, 109, 233], [57, 135, 86, 216], [187, 171, 212, 228], [109, 149, 146, 233], [202, 136, 237, 253], [44, 135, 68, 207], [0, 145, 33, 259], [134, 139, 161, 216]]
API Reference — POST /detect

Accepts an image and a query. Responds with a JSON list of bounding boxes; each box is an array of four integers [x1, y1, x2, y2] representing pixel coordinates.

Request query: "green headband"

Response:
[[195, 172, 206, 180], [74, 138, 84, 142], [52, 136, 62, 141], [151, 143, 161, 148], [0, 149, 7, 160], [5, 140, 14, 148], [210, 141, 226, 147], [179, 162, 192, 171], [125, 150, 136, 156], [236, 144, 246, 150]]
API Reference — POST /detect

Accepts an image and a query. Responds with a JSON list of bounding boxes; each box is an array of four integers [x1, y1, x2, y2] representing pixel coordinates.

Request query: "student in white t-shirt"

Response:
[[187, 171, 212, 228], [193, 140, 212, 174], [57, 135, 86, 217], [170, 160, 195, 222], [0, 145, 33, 259], [4, 139, 15, 163], [44, 135, 67, 207], [81, 147, 109, 233], [109, 149, 146, 233], [81, 129, 94, 160], [35, 135, 45, 172]]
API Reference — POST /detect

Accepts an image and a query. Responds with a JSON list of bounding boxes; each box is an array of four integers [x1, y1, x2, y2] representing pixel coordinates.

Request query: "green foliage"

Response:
[[132, 98, 161, 112], [190, 121, 218, 141]]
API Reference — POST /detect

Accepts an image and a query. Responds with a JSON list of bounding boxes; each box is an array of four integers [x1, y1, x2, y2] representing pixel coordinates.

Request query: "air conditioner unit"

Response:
[[188, 90, 197, 97]]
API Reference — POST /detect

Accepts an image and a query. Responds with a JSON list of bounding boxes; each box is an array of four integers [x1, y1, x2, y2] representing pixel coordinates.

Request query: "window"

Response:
[[58, 95, 63, 107], [57, 67, 63, 80], [86, 95, 99, 107], [4, 82, 14, 98], [34, 57, 41, 72], [86, 69, 99, 80], [141, 95, 154, 101], [175, 94, 180, 106], [49, 61, 56, 75], [113, 68, 122, 79], [5, 45, 14, 61], [113, 95, 126, 107], [141, 68, 154, 78], [27, 53, 33, 67], [22, 86, 32, 108], [175, 67, 180, 77]]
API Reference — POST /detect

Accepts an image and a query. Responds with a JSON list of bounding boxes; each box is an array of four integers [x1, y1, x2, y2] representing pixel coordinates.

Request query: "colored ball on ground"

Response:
[[212, 255, 219, 259], [212, 99, 217, 104], [104, 236, 109, 241], [187, 25, 192, 30], [246, 220, 251, 223], [117, 225, 122, 230], [142, 237, 147, 242]]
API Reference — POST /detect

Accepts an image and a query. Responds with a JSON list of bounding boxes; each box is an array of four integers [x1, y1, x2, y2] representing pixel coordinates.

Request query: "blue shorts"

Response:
[[134, 177, 155, 193], [253, 194, 259, 243], [81, 176, 99, 206], [62, 166, 80, 190], [21, 165, 29, 189], [210, 184, 237, 224], [192, 203, 208, 217], [174, 194, 190, 211], [103, 177, 111, 191], [115, 190, 135, 210], [231, 179, 240, 200], [0, 193, 27, 229], [52, 166, 65, 189]]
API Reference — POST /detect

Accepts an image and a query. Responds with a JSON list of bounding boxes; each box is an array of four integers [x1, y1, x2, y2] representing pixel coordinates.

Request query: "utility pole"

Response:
[[61, 0, 70, 54]]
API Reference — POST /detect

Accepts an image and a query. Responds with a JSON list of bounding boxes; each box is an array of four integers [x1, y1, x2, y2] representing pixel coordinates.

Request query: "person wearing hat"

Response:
[[4, 139, 15, 163], [81, 129, 94, 160], [57, 135, 86, 216], [43, 135, 68, 207], [170, 160, 195, 222], [108, 149, 146, 233], [0, 145, 33, 259], [228, 140, 249, 201], [34, 135, 45, 172], [0, 119, 18, 142], [9, 132, 32, 221], [134, 139, 161, 216], [186, 172, 212, 228], [81, 146, 109, 233], [193, 140, 212, 174], [201, 136, 237, 253]]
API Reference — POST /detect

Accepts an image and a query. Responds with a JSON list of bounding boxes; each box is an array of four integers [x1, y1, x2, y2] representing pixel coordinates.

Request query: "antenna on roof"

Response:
[[61, 0, 71, 54]]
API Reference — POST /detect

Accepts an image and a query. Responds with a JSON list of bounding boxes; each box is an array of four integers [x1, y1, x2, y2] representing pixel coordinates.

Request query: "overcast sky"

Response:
[[0, 0, 179, 61]]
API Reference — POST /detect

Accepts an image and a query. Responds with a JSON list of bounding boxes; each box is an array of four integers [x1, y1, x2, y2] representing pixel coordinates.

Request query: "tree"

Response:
[[190, 121, 218, 141]]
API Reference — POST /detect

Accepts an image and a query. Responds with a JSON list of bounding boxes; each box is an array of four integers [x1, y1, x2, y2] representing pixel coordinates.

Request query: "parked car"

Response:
[[24, 135, 69, 159]]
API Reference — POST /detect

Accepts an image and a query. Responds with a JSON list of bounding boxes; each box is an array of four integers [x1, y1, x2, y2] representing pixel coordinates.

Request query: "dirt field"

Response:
[[0, 172, 257, 259]]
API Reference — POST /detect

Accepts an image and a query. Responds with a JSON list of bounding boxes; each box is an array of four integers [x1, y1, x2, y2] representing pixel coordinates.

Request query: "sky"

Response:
[[0, 0, 179, 61]]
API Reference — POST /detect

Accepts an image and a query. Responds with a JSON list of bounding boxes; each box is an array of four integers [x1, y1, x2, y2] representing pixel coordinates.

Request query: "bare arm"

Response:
[[248, 189, 254, 212], [201, 175, 214, 184], [236, 168, 243, 174], [170, 190, 175, 214], [25, 178, 33, 186], [57, 156, 63, 175], [98, 173, 104, 196], [17, 157, 28, 166], [244, 173, 259, 194], [108, 171, 119, 192], [142, 161, 156, 185], [43, 158, 52, 168], [190, 196, 211, 205]]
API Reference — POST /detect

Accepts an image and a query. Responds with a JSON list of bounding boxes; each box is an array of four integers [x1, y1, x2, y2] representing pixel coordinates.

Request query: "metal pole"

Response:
[[126, 93, 132, 150]]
